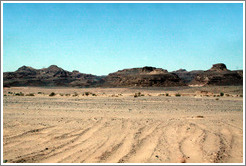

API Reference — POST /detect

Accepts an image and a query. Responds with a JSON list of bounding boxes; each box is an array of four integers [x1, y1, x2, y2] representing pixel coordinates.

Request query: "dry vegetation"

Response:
[[3, 86, 244, 163]]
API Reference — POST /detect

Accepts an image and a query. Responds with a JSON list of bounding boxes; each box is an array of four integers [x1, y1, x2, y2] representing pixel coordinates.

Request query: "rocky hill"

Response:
[[3, 65, 104, 87], [3, 63, 243, 87], [102, 66, 185, 87], [189, 63, 243, 86]]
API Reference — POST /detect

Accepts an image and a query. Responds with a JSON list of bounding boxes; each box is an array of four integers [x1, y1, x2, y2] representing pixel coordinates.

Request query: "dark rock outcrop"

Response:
[[3, 65, 104, 87], [209, 63, 229, 72], [172, 69, 203, 84], [102, 66, 185, 87], [3, 63, 243, 87], [190, 63, 243, 86]]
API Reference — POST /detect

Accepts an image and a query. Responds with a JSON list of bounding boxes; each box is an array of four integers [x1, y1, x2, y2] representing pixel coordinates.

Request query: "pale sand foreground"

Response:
[[3, 87, 244, 163]]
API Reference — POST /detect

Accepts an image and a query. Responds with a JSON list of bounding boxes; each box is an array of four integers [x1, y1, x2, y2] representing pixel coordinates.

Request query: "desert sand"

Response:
[[2, 86, 244, 163]]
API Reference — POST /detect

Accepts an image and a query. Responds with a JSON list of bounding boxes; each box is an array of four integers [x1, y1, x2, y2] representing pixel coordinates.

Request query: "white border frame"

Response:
[[1, 1, 245, 165]]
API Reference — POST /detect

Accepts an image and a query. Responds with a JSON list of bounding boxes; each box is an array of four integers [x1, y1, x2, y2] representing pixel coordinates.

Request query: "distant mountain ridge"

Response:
[[3, 63, 243, 87], [3, 65, 104, 87]]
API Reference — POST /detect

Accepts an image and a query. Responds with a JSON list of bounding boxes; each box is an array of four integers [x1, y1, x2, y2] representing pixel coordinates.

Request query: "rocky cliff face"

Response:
[[172, 69, 204, 84], [190, 64, 243, 86], [3, 65, 104, 87], [3, 63, 243, 87], [103, 66, 185, 87]]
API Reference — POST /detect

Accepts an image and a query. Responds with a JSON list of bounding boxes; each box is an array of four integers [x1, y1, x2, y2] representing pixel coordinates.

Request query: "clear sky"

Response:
[[3, 3, 243, 75]]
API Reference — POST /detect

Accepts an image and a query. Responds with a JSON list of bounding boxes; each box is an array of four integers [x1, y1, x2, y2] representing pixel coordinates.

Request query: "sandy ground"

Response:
[[2, 86, 244, 163]]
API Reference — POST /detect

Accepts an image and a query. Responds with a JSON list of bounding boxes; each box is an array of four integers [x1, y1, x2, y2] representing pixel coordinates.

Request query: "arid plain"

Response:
[[3, 86, 244, 163]]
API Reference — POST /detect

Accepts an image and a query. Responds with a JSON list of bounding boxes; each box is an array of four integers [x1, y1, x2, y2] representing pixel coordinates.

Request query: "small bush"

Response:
[[84, 92, 90, 96], [26, 93, 35, 96], [37, 92, 43, 94], [134, 92, 142, 98], [60, 93, 64, 96], [220, 92, 224, 97], [15, 92, 24, 96], [4, 94, 7, 96], [49, 92, 56, 96], [166, 93, 169, 96], [65, 94, 70, 96], [72, 92, 79, 97], [92, 93, 97, 96], [175, 93, 181, 97], [8, 92, 13, 94]]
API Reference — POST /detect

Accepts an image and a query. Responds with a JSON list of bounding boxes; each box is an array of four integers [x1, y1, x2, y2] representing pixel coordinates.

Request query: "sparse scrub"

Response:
[[65, 94, 70, 96], [92, 93, 97, 96], [175, 93, 181, 97], [215, 98, 219, 100], [60, 93, 64, 96], [220, 92, 224, 97], [166, 93, 169, 96], [134, 92, 143, 98], [49, 92, 56, 97], [15, 92, 24, 96], [37, 92, 43, 94], [72, 92, 79, 97], [83, 92, 91, 96], [26, 93, 35, 96], [8, 92, 13, 94], [4, 94, 7, 96]]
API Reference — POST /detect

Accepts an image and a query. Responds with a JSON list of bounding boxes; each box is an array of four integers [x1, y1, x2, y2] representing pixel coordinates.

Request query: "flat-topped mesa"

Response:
[[110, 66, 168, 76], [209, 63, 229, 72], [104, 66, 184, 87], [142, 66, 168, 75], [190, 63, 242, 86]]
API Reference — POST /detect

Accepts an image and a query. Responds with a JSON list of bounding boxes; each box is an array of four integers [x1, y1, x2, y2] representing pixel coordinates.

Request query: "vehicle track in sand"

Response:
[[3, 88, 243, 163]]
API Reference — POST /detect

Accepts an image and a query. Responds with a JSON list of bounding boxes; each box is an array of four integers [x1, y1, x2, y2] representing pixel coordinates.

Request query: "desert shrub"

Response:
[[220, 92, 224, 97], [49, 92, 56, 96], [8, 92, 13, 94], [166, 93, 169, 96], [15, 92, 24, 96], [65, 94, 70, 96], [134, 92, 143, 97], [175, 93, 181, 97], [240, 95, 243, 97], [60, 93, 64, 96], [92, 93, 97, 96], [84, 92, 90, 96], [215, 98, 219, 100], [37, 92, 43, 94], [73, 92, 79, 97], [26, 93, 35, 96], [4, 94, 7, 96]]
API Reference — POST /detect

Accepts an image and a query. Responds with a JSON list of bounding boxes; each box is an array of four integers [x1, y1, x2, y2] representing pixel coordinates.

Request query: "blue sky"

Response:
[[3, 3, 243, 75]]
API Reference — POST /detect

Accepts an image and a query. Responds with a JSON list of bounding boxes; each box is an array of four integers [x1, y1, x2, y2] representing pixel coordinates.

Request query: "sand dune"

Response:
[[3, 87, 243, 163]]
